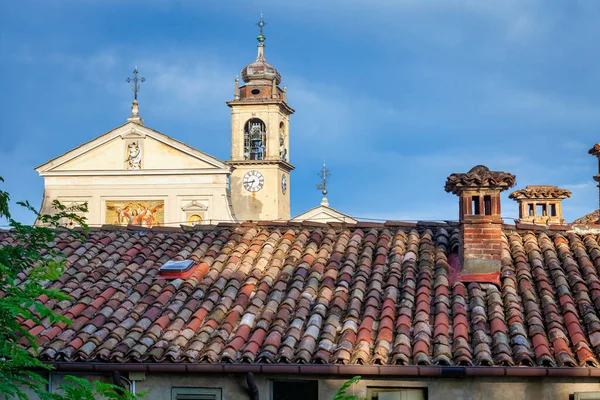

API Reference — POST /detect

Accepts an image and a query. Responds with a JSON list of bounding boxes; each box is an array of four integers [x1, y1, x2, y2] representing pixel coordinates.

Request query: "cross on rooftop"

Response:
[[316, 163, 331, 196], [126, 66, 145, 101], [256, 13, 266, 43], [257, 13, 266, 35]]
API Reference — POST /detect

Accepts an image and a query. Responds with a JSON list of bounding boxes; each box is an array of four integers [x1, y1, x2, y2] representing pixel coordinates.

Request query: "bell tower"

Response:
[[227, 15, 294, 221]]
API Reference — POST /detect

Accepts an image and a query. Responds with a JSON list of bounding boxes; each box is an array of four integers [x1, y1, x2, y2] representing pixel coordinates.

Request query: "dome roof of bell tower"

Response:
[[240, 14, 282, 85], [240, 45, 282, 85]]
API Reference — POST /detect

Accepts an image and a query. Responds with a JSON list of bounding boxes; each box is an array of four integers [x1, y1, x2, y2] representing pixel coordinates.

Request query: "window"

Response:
[[471, 196, 480, 215], [483, 195, 492, 215], [528, 203, 534, 217], [272, 380, 318, 400], [550, 203, 557, 217], [536, 204, 547, 217], [244, 118, 266, 160], [574, 393, 600, 400], [171, 388, 222, 400], [368, 387, 427, 400]]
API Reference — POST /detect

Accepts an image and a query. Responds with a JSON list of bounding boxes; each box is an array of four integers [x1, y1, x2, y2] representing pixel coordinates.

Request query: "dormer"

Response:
[[509, 185, 571, 225]]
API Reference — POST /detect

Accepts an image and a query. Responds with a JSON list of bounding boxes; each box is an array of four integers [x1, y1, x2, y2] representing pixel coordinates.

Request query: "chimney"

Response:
[[509, 185, 571, 225], [589, 143, 600, 223], [445, 165, 516, 276]]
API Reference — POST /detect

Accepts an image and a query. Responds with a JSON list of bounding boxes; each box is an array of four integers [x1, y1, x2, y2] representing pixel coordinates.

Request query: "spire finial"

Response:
[[316, 163, 332, 198], [256, 13, 266, 44], [126, 66, 145, 101], [234, 76, 240, 100], [126, 67, 145, 124]]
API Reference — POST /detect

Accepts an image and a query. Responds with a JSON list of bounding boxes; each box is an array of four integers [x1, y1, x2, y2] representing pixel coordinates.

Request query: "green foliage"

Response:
[[333, 376, 368, 400], [0, 177, 144, 399]]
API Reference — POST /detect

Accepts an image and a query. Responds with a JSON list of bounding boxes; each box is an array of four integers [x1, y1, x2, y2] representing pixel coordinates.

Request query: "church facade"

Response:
[[36, 24, 294, 227]]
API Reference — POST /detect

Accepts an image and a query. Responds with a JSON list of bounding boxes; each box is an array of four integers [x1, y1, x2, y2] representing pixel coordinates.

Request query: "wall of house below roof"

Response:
[[36, 372, 600, 400]]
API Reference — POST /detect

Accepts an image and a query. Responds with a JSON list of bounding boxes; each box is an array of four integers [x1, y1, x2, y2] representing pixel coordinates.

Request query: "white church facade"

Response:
[[36, 19, 352, 227]]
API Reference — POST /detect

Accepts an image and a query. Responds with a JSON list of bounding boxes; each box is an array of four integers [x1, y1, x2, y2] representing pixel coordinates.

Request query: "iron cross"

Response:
[[316, 163, 332, 195], [257, 13, 266, 35], [126, 66, 145, 101]]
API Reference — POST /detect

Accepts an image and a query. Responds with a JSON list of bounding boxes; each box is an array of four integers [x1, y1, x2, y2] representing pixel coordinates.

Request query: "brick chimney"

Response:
[[445, 165, 516, 275], [509, 185, 571, 225]]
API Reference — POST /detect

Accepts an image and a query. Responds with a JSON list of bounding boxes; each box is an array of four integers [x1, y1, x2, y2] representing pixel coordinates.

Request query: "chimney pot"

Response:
[[445, 165, 516, 279], [509, 185, 571, 225]]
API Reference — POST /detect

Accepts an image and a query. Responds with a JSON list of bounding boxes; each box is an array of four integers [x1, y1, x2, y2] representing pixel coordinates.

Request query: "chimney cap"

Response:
[[589, 143, 600, 156], [509, 185, 572, 201], [445, 165, 516, 195]]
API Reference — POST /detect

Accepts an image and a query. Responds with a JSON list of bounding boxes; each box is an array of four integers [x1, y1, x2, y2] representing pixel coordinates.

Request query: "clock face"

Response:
[[281, 175, 287, 194], [243, 170, 264, 192]]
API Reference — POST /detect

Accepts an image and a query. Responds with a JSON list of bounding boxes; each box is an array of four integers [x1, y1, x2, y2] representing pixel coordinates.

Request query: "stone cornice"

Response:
[[227, 159, 295, 172], [226, 99, 295, 114], [39, 168, 231, 177]]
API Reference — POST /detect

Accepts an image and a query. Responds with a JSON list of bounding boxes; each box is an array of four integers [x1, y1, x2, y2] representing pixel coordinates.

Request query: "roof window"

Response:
[[158, 260, 196, 279]]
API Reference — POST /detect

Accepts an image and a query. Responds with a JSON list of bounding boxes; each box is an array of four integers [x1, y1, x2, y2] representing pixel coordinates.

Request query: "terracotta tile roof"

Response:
[[573, 209, 600, 225], [5, 223, 600, 367]]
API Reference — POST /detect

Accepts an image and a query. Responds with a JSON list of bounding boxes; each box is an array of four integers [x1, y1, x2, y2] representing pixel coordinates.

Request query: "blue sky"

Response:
[[2, 0, 600, 226]]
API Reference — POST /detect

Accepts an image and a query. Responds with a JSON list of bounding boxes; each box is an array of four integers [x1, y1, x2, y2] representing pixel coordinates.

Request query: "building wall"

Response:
[[40, 173, 234, 226], [229, 163, 290, 221], [40, 372, 600, 400]]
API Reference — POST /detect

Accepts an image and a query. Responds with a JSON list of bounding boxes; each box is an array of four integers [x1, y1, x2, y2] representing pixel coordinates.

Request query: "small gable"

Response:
[[292, 198, 357, 224]]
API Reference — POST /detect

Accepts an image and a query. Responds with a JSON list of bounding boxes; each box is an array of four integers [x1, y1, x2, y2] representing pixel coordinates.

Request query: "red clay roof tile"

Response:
[[6, 224, 600, 368]]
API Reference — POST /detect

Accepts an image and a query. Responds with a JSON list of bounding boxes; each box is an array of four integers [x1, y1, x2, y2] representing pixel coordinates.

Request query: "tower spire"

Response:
[[256, 14, 266, 60], [126, 66, 145, 125]]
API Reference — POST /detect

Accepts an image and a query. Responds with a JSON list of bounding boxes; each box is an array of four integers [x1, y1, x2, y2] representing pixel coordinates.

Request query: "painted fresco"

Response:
[[106, 200, 164, 228]]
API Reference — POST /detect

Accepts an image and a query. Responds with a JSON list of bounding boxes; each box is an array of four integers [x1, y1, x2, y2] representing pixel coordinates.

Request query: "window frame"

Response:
[[367, 386, 428, 400], [171, 387, 222, 400], [574, 393, 600, 400], [271, 379, 319, 400]]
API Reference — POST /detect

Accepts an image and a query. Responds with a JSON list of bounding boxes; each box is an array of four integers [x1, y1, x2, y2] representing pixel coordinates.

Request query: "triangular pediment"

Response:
[[36, 122, 230, 175], [181, 200, 209, 212], [292, 203, 357, 224]]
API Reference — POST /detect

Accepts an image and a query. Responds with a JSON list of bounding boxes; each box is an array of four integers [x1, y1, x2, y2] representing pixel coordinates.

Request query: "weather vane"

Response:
[[316, 163, 331, 196], [126, 66, 145, 101]]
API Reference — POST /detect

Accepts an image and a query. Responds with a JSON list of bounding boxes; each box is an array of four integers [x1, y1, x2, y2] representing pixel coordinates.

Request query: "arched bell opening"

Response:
[[244, 118, 266, 160]]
